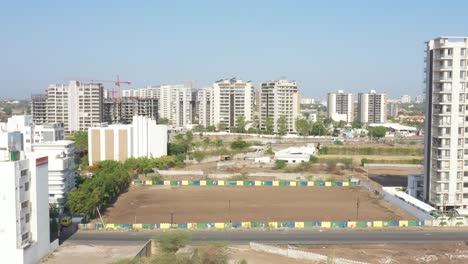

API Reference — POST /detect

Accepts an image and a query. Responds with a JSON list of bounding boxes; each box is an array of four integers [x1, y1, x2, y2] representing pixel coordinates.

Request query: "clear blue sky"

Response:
[[1, 0, 467, 100]]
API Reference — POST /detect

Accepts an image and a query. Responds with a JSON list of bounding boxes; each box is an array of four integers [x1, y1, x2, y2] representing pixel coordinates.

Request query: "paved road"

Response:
[[67, 230, 468, 245]]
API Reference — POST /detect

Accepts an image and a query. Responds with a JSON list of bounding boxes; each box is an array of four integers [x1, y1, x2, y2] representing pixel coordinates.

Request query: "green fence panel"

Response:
[[408, 220, 418, 227], [331, 221, 347, 228], [206, 180, 214, 186], [356, 221, 368, 227], [170, 181, 178, 186], [133, 180, 142, 185], [251, 222, 265, 228], [279, 181, 289, 186], [197, 223, 209, 229], [142, 224, 154, 229]]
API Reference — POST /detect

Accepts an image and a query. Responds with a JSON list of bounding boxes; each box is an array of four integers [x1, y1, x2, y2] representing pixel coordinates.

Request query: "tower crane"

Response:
[[66, 75, 131, 103]]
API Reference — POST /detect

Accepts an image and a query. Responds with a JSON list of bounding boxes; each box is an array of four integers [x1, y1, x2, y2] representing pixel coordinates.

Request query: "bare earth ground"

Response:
[[43, 243, 142, 264], [365, 166, 422, 176], [229, 246, 318, 264], [296, 243, 468, 264], [102, 186, 412, 223]]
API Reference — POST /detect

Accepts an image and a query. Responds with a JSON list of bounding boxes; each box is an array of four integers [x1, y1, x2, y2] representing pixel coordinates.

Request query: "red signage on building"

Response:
[[36, 156, 48, 167]]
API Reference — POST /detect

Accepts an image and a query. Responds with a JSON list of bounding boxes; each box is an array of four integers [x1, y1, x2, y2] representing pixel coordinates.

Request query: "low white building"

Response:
[[368, 123, 417, 137], [32, 141, 75, 213], [275, 144, 316, 164], [88, 116, 168, 166], [0, 130, 54, 264]]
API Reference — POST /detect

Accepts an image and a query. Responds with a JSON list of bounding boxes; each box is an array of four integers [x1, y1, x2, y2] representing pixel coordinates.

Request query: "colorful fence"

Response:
[[131, 180, 360, 187], [78, 220, 423, 231]]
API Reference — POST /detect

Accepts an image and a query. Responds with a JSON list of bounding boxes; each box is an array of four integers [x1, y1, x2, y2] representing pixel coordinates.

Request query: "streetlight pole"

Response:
[[356, 195, 360, 221]]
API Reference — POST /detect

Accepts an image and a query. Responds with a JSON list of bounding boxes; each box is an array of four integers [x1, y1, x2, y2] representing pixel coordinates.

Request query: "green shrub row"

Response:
[[361, 158, 422, 165], [319, 146, 423, 156]]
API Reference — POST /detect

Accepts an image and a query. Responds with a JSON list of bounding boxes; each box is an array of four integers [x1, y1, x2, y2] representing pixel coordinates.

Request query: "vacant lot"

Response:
[[103, 186, 412, 223]]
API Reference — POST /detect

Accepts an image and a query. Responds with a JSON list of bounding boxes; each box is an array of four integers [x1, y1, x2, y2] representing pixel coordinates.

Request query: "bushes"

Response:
[[361, 158, 422, 165], [192, 151, 206, 162], [274, 160, 287, 170], [157, 231, 193, 253], [68, 156, 180, 218], [230, 137, 250, 150], [318, 146, 423, 156], [285, 162, 311, 173]]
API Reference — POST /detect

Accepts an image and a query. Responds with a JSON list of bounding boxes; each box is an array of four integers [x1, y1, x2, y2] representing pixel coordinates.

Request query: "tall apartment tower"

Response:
[[44, 81, 104, 133], [357, 90, 386, 123], [327, 90, 354, 122], [260, 80, 300, 133], [103, 97, 158, 124], [122, 85, 192, 127], [212, 78, 254, 130], [31, 94, 47, 125], [423, 37, 468, 209], [196, 87, 213, 128]]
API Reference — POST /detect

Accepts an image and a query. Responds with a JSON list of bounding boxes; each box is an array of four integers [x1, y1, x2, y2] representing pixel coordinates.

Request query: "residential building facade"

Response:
[[357, 90, 387, 123], [260, 80, 300, 133], [327, 90, 354, 123], [103, 97, 158, 124], [212, 78, 254, 130], [40, 81, 104, 133], [423, 36, 468, 209], [0, 130, 52, 264], [88, 116, 168, 166], [31, 94, 47, 125], [195, 87, 213, 128]]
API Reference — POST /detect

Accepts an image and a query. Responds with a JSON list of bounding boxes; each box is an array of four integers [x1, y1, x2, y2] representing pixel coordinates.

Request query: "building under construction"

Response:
[[103, 97, 158, 124]]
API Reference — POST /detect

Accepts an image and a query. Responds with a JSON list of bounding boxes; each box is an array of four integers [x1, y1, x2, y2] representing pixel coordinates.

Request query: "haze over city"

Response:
[[2, 0, 468, 99]]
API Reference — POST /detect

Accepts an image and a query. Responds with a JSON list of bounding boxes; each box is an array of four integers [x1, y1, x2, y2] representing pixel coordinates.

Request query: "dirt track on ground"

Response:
[[103, 185, 412, 223]]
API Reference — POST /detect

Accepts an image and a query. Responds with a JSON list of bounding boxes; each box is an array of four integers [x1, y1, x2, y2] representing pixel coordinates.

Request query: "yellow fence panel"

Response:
[[200, 180, 207, 186], [215, 223, 225, 229], [347, 221, 356, 228], [307, 181, 314, 186], [133, 224, 142, 229], [273, 181, 279, 186], [242, 222, 251, 228], [182, 180, 189, 186], [237, 181, 243, 186], [399, 220, 408, 227], [163, 181, 170, 186], [255, 181, 262, 186], [290, 181, 297, 187], [105, 223, 115, 229], [160, 223, 171, 229], [325, 181, 332, 187], [218, 181, 225, 186], [321, 221, 331, 228], [343, 182, 349, 186], [145, 180, 152, 185], [373, 221, 383, 228], [268, 222, 278, 229], [295, 222, 304, 228]]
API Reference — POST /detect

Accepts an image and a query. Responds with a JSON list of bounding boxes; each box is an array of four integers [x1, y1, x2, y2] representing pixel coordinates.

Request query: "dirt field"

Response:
[[297, 243, 468, 264], [103, 185, 412, 223]]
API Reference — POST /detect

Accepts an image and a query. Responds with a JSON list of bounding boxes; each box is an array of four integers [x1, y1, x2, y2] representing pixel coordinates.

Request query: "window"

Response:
[[21, 232, 29, 242], [462, 48, 466, 56], [464, 182, 468, 188], [21, 201, 28, 208], [448, 48, 453, 55], [20, 169, 27, 177], [24, 182, 29, 191], [25, 213, 30, 223], [461, 71, 466, 79]]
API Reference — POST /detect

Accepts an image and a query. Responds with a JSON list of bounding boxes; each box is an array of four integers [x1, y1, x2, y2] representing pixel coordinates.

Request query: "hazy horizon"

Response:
[[2, 0, 467, 100]]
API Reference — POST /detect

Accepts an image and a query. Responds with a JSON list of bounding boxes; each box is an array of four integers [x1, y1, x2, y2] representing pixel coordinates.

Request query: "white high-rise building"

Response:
[[0, 130, 53, 264], [1, 115, 74, 213], [414, 95, 425, 103], [423, 37, 468, 209], [327, 90, 354, 123], [401, 94, 412, 103], [122, 85, 192, 127], [196, 87, 213, 128], [212, 78, 254, 130], [43, 81, 104, 133], [260, 80, 300, 133], [357, 90, 387, 124], [300, 97, 315, 105]]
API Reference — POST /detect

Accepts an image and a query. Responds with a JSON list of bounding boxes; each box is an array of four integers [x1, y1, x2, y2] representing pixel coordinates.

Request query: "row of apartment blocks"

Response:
[[32, 78, 301, 134], [327, 90, 387, 124]]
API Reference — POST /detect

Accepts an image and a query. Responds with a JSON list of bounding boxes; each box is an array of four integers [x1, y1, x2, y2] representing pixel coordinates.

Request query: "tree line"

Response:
[[68, 156, 180, 219]]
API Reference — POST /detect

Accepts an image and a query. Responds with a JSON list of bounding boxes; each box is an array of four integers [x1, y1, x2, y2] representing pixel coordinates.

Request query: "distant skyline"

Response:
[[1, 0, 467, 100]]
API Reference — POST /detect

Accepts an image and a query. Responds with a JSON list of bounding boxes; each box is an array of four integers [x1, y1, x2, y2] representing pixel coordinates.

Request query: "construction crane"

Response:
[[66, 75, 131, 103]]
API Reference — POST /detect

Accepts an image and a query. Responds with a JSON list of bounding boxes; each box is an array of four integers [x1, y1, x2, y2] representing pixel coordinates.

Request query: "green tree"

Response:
[[368, 126, 387, 139], [207, 125, 216, 132], [351, 121, 362, 129], [3, 105, 12, 115], [235, 115, 247, 133], [230, 137, 249, 150], [277, 115, 288, 136], [70, 131, 88, 153], [311, 121, 326, 136], [159, 118, 170, 125], [264, 117, 273, 135], [295, 118, 310, 136], [157, 231, 193, 253]]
